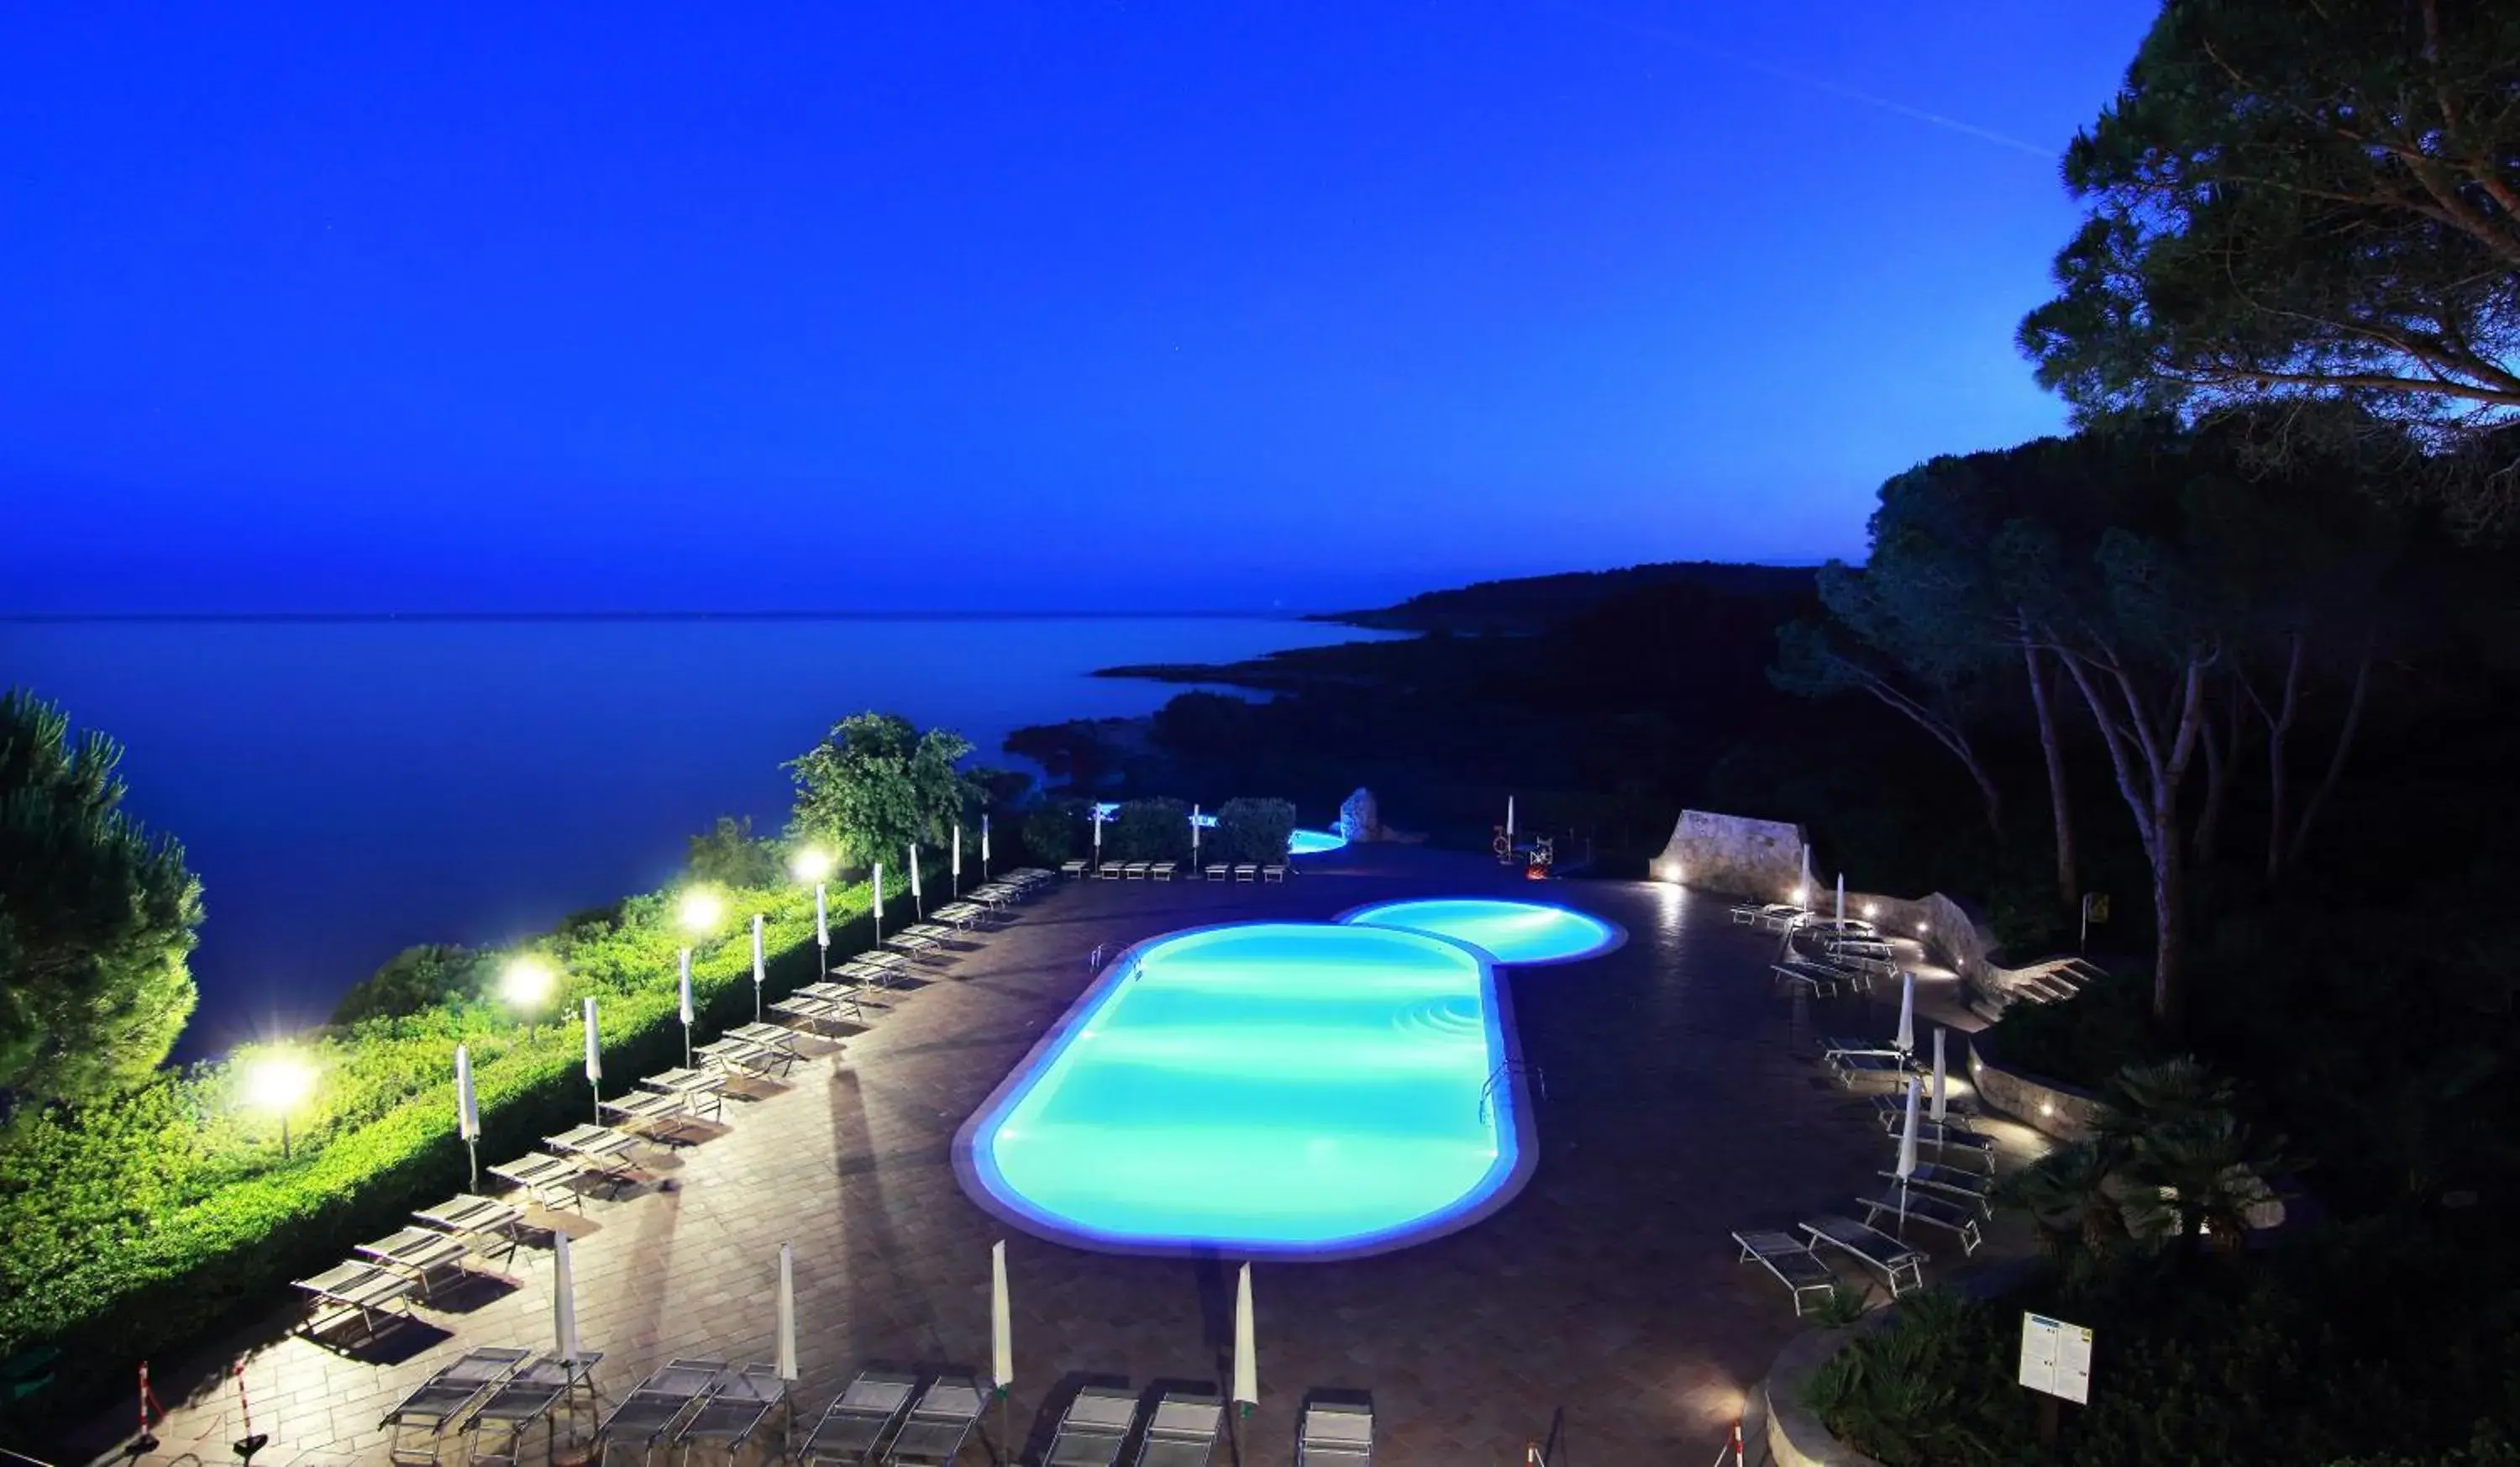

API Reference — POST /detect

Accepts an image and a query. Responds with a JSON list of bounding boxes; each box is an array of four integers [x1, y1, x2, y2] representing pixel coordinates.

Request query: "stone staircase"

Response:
[[1967, 955, 2105, 1026]]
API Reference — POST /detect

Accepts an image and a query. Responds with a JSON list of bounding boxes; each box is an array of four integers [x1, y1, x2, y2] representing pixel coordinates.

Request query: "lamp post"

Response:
[[792, 848, 834, 978], [501, 956, 558, 1038], [244, 1052, 316, 1160], [677, 888, 723, 1065]]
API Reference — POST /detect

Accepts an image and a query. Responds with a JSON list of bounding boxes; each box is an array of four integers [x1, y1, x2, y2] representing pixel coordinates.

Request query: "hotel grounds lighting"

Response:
[[244, 1052, 317, 1159], [501, 956, 558, 1035], [677, 888, 722, 1065]]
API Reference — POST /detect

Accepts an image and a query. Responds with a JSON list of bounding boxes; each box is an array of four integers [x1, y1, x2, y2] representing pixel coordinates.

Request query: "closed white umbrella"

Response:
[[454, 1044, 480, 1191], [581, 996, 602, 1117], [990, 1238, 1013, 1395], [1895, 1076, 1922, 1232], [872, 862, 885, 944], [980, 815, 991, 876], [1836, 872, 1845, 925], [677, 947, 696, 1067], [952, 823, 963, 896], [1894, 970, 1916, 1056], [908, 843, 923, 918], [1931, 1026, 1949, 1123], [775, 1242, 798, 1381], [1231, 1262, 1257, 1419], [1092, 809, 1103, 864], [812, 881, 829, 955], [1504, 796, 1515, 844], [1190, 803, 1201, 861], [751, 913, 767, 1020], [554, 1229, 581, 1364]]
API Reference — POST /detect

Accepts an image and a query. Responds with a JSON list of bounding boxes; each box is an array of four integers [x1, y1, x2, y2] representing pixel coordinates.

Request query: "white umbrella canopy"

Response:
[[981, 815, 991, 870], [1231, 1263, 1257, 1417], [1931, 1027, 1949, 1123], [873, 863, 885, 921], [1504, 796, 1515, 843], [776, 1242, 798, 1381], [582, 996, 601, 1083], [1896, 1076, 1922, 1229], [554, 1230, 581, 1364], [751, 914, 766, 994], [454, 1044, 479, 1142], [908, 844, 921, 898], [952, 824, 963, 892], [1894, 971, 1916, 1055], [990, 1240, 1012, 1394], [1836, 872, 1845, 924], [813, 882, 829, 950], [678, 949, 695, 1026]]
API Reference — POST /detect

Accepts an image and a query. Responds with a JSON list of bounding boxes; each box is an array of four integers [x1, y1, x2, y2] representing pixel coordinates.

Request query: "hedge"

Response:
[[0, 860, 921, 1430]]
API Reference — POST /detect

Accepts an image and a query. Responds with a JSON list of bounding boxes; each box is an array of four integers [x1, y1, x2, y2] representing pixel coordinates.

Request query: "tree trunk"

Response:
[[2022, 630, 2080, 904], [2286, 636, 2376, 870], [2263, 634, 2304, 884], [2195, 682, 2229, 865], [1849, 677, 2005, 836]]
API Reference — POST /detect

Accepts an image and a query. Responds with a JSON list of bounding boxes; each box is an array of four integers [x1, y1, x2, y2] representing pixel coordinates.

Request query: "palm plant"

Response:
[[1993, 1138, 2129, 1267]]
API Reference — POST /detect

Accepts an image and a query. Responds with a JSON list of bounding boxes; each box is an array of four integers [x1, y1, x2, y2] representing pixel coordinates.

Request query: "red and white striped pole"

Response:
[[1734, 1420, 1747, 1465], [134, 1361, 161, 1452], [232, 1363, 269, 1463]]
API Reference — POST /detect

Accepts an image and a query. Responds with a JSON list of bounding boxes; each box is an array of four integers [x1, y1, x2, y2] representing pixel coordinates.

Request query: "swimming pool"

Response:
[[953, 922, 1533, 1259], [1341, 897, 1626, 965], [1289, 827, 1347, 856]]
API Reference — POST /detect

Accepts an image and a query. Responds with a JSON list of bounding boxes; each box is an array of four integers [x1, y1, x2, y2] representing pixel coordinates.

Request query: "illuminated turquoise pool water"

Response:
[[954, 922, 1531, 1259], [1289, 827, 1347, 856], [1341, 897, 1625, 965]]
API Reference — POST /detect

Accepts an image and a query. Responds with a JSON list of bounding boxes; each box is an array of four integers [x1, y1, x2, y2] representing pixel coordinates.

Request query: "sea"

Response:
[[0, 615, 1379, 1058]]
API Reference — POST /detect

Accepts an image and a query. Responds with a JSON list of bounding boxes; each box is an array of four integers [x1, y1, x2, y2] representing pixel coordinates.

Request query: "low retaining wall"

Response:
[[1966, 1035, 2111, 1144], [1651, 809, 1808, 904], [1761, 1322, 1887, 1467]]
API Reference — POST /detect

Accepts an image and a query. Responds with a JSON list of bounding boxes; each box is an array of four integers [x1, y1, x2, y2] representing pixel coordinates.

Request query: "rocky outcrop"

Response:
[[1337, 787, 1383, 843]]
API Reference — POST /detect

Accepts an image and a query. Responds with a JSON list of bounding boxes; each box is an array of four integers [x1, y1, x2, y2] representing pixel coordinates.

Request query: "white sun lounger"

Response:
[[381, 1345, 532, 1463], [412, 1193, 528, 1256], [600, 1087, 704, 1139], [1877, 1163, 1995, 1215], [1860, 1191, 1984, 1253], [1047, 1384, 1138, 1467], [1232, 865, 1258, 882], [1263, 864, 1289, 883], [696, 1034, 791, 1076], [1133, 1391, 1223, 1467], [599, 1358, 727, 1462], [1800, 1215, 1927, 1296], [884, 1376, 988, 1465], [1827, 1050, 1912, 1088], [673, 1361, 790, 1456], [1061, 860, 1089, 877], [640, 1065, 728, 1119], [1903, 1120, 1998, 1169], [774, 991, 861, 1030], [728, 1020, 808, 1060], [1150, 860, 1178, 881], [355, 1225, 476, 1300], [1122, 861, 1152, 879], [542, 1123, 654, 1185], [1770, 962, 1840, 999], [1096, 861, 1126, 881], [1205, 864, 1229, 881], [799, 1366, 920, 1465], [464, 1351, 603, 1467], [488, 1150, 589, 1209], [1870, 1093, 1977, 1127], [1732, 1229, 1841, 1317], [1298, 1400, 1373, 1465], [294, 1259, 418, 1339]]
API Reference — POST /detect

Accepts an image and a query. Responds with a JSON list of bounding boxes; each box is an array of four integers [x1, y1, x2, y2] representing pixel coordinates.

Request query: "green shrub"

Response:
[[1215, 797, 1296, 865], [328, 944, 487, 1026], [1111, 797, 1191, 864], [1022, 799, 1085, 864], [683, 814, 781, 889], [1805, 1289, 2025, 1466], [0, 868, 885, 1432], [1986, 970, 2162, 1091]]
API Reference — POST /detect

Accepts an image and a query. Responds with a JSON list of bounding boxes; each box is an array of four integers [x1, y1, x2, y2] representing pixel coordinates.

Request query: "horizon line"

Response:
[[0, 607, 1341, 625]]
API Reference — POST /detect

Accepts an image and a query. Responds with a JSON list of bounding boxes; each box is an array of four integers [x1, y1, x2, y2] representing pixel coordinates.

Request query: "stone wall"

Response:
[[1966, 1036, 2111, 1144], [1650, 809, 1809, 902], [1761, 1321, 1888, 1467]]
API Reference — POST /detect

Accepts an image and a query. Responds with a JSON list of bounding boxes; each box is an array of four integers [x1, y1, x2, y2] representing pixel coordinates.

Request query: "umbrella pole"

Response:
[[465, 1138, 478, 1194]]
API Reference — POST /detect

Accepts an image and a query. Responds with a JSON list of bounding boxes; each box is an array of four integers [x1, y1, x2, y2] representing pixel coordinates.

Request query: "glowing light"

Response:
[[1863, 902, 1879, 919], [2040, 1100, 2056, 1117], [1289, 828, 1347, 856], [678, 888, 725, 933], [789, 848, 834, 883], [244, 1053, 317, 1113], [501, 957, 557, 1010], [1917, 923, 1930, 936], [963, 922, 1531, 1257], [1341, 897, 1625, 965], [1793, 886, 1809, 906]]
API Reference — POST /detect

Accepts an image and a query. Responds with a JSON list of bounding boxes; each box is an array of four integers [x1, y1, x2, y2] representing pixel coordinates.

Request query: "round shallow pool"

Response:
[[1339, 897, 1625, 965], [1289, 827, 1348, 856]]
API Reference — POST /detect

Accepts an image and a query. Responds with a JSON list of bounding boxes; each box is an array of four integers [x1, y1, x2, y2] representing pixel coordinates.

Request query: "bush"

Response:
[[1985, 970, 2162, 1091], [1111, 797, 1191, 864], [1805, 1289, 2024, 1467], [1022, 799, 1085, 864], [1215, 797, 1297, 865], [328, 944, 487, 1026], [683, 814, 781, 889], [0, 865, 888, 1436]]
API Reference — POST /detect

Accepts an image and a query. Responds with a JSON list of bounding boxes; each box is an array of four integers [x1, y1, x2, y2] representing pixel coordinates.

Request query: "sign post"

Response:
[[2078, 892, 2109, 954], [2019, 1312, 2093, 1444]]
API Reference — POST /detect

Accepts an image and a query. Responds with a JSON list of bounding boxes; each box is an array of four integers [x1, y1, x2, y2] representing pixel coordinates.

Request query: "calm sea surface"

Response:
[[0, 616, 1375, 1057]]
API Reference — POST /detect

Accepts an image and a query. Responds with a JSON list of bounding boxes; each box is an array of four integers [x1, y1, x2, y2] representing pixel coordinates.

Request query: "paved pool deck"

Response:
[[71, 846, 2045, 1466]]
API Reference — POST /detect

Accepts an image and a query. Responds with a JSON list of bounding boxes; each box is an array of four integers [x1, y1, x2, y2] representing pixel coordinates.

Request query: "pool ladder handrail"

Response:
[[1478, 1060, 1546, 1122]]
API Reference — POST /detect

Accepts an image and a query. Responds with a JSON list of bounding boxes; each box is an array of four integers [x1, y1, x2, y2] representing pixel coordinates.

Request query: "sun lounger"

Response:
[[641, 1065, 728, 1119], [1122, 861, 1152, 879], [1133, 1391, 1223, 1467], [542, 1123, 654, 1185], [1819, 1034, 1905, 1060], [1754, 905, 1808, 933], [1729, 902, 1765, 925], [1770, 963, 1839, 999], [1061, 860, 1089, 877], [729, 1019, 809, 1059], [929, 902, 986, 928], [488, 1150, 590, 1207], [1232, 865, 1257, 883], [884, 1376, 988, 1465], [464, 1351, 603, 1467], [1877, 1163, 1995, 1215], [1732, 1229, 1842, 1317], [1096, 861, 1126, 881], [1907, 1120, 1998, 1169], [674, 1361, 789, 1456], [1047, 1384, 1138, 1467], [885, 932, 945, 962], [772, 991, 854, 1031], [1826, 1050, 1912, 1087], [1150, 861, 1177, 881], [1011, 866, 1055, 881], [1200, 864, 1226, 881], [356, 1225, 477, 1299], [1263, 864, 1289, 883], [1860, 1191, 1984, 1253], [1800, 1215, 1927, 1296], [412, 1193, 528, 1255], [1298, 1400, 1373, 1466], [1870, 1093, 1977, 1127], [696, 1034, 790, 1075], [599, 1358, 727, 1461], [381, 1346, 532, 1463], [295, 1259, 418, 1339], [798, 1367, 920, 1465], [601, 1086, 701, 1138]]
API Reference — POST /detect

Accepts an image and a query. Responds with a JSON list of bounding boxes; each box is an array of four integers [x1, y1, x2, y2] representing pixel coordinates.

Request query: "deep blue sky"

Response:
[[3, 2, 2157, 614]]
